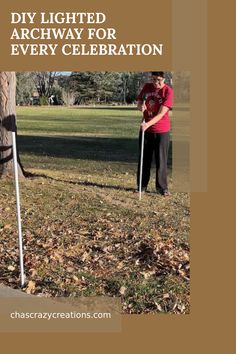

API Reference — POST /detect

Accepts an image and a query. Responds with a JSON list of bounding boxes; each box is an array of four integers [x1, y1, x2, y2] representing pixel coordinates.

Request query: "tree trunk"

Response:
[[0, 72, 24, 178]]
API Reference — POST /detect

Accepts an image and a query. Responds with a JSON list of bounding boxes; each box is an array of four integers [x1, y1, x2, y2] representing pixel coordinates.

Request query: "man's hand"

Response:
[[140, 106, 170, 131], [141, 121, 149, 131], [137, 101, 147, 112]]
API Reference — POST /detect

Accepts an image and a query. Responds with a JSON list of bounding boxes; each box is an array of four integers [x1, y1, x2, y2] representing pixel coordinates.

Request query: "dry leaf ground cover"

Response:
[[0, 106, 190, 314]]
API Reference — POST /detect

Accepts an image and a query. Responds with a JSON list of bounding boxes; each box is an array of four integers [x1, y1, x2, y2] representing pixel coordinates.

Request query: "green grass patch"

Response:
[[0, 105, 190, 314]]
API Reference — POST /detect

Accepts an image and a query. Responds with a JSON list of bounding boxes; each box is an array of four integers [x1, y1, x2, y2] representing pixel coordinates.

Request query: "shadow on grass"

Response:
[[24, 171, 173, 194], [71, 106, 189, 112], [18, 135, 138, 162], [71, 106, 137, 111], [18, 135, 172, 166], [25, 171, 137, 192]]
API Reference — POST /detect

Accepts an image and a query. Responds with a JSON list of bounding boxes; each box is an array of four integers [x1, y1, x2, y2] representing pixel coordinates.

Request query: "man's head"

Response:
[[151, 71, 165, 88]]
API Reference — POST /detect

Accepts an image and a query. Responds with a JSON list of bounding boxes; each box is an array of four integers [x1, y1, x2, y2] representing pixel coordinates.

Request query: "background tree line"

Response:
[[16, 71, 189, 107]]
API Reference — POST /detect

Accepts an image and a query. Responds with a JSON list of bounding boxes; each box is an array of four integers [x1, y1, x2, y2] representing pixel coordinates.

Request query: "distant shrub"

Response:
[[39, 95, 49, 106]]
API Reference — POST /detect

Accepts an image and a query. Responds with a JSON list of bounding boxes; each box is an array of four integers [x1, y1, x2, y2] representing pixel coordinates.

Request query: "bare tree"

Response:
[[0, 72, 24, 178], [32, 72, 57, 99], [62, 89, 76, 106]]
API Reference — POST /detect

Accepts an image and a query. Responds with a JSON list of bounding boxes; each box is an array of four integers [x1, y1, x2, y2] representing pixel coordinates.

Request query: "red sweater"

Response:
[[137, 83, 173, 133]]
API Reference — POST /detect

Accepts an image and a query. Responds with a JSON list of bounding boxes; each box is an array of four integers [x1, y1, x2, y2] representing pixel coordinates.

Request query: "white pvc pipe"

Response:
[[12, 131, 25, 287], [139, 127, 145, 201]]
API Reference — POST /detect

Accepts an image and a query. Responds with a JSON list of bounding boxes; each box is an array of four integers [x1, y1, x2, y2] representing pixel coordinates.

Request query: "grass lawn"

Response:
[[0, 106, 190, 314]]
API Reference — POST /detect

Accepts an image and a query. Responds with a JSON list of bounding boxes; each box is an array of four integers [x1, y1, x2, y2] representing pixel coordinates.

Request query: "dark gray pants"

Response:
[[137, 131, 170, 191]]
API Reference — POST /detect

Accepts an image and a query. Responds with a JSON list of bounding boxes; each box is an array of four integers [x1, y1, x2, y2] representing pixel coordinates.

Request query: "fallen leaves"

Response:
[[3, 224, 12, 230], [155, 302, 163, 312], [7, 265, 15, 271], [140, 270, 156, 280], [66, 267, 74, 273], [0, 176, 190, 314], [26, 280, 36, 294], [119, 286, 127, 295]]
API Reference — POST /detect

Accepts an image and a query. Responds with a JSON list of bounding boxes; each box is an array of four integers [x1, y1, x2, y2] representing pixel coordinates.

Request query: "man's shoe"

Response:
[[162, 189, 171, 197], [156, 188, 171, 197]]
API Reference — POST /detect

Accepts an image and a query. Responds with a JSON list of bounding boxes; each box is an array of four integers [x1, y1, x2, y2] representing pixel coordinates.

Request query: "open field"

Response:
[[0, 106, 190, 314]]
